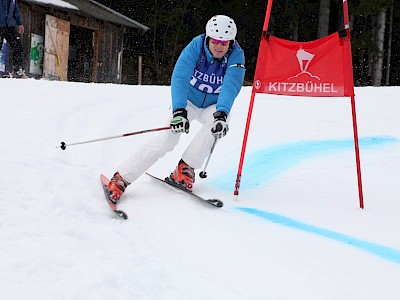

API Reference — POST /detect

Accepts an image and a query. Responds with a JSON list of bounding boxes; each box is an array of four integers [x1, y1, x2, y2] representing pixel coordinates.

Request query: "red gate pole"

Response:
[[343, 0, 364, 208], [343, 0, 351, 35], [233, 0, 274, 200], [233, 90, 256, 199], [350, 95, 364, 209]]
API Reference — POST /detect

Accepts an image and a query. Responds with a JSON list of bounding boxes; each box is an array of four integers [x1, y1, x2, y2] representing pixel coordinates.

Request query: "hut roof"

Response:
[[22, 0, 149, 30]]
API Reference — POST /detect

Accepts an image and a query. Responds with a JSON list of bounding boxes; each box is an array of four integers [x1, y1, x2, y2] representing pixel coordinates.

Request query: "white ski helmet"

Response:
[[205, 15, 237, 40]]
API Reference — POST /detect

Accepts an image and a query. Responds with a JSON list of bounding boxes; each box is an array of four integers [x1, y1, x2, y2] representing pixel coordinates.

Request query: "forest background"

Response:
[[96, 0, 399, 87]]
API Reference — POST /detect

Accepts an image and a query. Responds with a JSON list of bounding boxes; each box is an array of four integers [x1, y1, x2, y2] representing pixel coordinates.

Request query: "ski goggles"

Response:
[[210, 38, 230, 46]]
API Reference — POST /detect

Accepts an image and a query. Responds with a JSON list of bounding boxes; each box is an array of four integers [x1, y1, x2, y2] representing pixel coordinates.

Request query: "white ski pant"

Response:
[[118, 101, 227, 184]]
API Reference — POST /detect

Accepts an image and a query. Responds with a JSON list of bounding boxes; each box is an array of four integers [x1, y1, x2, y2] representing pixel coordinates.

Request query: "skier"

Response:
[[0, 0, 26, 78], [106, 15, 245, 202]]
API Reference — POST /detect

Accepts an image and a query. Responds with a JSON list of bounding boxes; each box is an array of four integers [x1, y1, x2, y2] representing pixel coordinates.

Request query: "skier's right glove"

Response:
[[170, 108, 189, 134]]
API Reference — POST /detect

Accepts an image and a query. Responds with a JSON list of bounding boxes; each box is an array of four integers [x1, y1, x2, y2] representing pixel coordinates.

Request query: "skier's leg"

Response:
[[118, 103, 197, 183], [181, 104, 230, 169], [118, 124, 181, 183]]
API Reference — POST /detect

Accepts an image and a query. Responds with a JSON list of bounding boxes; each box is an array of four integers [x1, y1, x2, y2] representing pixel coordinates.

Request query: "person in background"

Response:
[[0, 0, 25, 78], [106, 15, 246, 202]]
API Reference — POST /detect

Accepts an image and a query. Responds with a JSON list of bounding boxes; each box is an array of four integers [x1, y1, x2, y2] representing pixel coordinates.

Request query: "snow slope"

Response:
[[1, 79, 400, 299]]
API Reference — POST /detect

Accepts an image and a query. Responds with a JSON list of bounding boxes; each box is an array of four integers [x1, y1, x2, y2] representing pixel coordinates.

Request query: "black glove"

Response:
[[170, 108, 189, 134], [211, 111, 229, 139]]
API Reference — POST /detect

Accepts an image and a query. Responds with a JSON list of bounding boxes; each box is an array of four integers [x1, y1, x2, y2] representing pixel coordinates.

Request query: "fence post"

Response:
[[138, 55, 142, 85]]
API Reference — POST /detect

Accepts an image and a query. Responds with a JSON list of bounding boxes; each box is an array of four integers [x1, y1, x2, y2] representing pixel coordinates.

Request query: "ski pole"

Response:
[[199, 138, 218, 179], [57, 126, 171, 150]]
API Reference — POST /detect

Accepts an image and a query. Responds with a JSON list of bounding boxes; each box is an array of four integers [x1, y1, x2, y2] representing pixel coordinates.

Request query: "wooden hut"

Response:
[[4, 0, 149, 83]]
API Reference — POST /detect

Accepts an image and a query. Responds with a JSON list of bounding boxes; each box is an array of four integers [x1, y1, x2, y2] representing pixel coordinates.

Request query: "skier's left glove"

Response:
[[170, 108, 190, 134], [211, 111, 229, 139]]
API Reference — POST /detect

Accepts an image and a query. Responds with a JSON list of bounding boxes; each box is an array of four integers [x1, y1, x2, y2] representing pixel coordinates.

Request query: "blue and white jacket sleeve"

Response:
[[170, 36, 202, 112]]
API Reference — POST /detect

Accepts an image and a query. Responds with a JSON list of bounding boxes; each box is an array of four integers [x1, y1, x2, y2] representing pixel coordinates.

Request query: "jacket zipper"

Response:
[[201, 93, 207, 108]]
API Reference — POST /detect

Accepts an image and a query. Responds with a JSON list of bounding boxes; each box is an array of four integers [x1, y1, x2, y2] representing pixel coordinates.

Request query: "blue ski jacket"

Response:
[[171, 34, 245, 116], [0, 0, 22, 28]]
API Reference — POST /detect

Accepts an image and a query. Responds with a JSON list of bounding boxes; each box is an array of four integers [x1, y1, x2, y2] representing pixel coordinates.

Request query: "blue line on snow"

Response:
[[211, 136, 398, 190], [238, 207, 400, 265]]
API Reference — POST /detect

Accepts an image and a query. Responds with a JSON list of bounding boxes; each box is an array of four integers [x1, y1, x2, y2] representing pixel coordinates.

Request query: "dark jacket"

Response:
[[0, 0, 22, 28]]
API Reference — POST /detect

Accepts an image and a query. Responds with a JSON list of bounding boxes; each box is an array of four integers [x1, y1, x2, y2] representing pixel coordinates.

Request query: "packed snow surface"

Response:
[[1, 79, 399, 299]]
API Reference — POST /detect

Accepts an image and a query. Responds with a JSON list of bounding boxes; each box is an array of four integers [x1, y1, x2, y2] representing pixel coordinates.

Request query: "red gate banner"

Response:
[[253, 32, 354, 97]]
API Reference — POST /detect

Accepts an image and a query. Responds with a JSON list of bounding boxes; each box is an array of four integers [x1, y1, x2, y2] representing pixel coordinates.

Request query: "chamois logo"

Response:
[[288, 47, 320, 81]]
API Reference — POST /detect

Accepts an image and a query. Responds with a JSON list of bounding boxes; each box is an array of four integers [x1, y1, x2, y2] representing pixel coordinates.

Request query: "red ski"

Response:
[[100, 174, 128, 219]]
